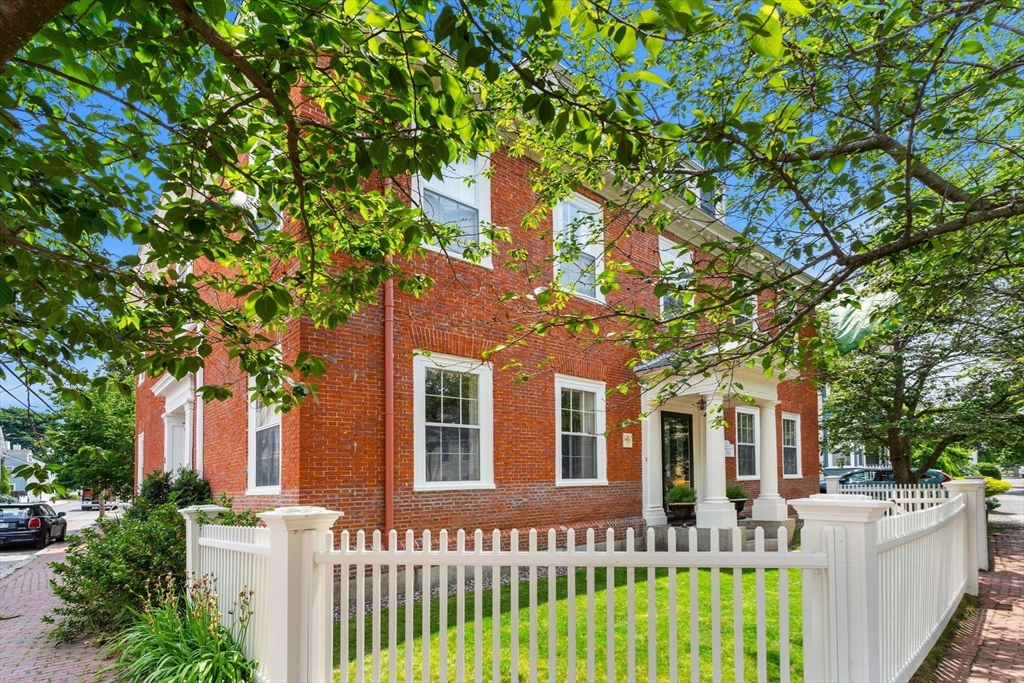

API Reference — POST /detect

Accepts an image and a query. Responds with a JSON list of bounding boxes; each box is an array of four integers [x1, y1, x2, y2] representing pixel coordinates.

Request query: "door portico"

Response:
[[640, 365, 792, 528]]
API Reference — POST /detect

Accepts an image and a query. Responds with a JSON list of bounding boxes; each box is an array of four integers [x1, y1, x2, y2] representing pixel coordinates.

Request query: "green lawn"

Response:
[[335, 566, 802, 682]]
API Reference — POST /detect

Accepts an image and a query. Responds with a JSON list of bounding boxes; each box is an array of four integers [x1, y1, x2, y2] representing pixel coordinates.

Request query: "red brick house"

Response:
[[135, 149, 820, 534]]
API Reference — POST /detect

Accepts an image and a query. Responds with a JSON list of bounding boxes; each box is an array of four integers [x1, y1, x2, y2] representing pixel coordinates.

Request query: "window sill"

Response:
[[569, 291, 605, 305], [413, 481, 496, 493], [782, 473, 803, 479], [735, 475, 760, 482], [555, 479, 609, 488], [245, 486, 281, 496]]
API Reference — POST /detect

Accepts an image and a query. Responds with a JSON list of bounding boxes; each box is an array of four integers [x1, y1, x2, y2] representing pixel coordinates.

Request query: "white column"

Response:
[[641, 407, 668, 526], [195, 369, 204, 475], [162, 411, 184, 473], [752, 400, 788, 521], [696, 393, 737, 528], [791, 494, 890, 682], [183, 395, 194, 470], [260, 506, 342, 683]]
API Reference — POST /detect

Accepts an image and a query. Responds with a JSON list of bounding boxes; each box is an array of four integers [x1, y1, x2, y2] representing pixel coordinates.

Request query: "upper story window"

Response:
[[658, 235, 693, 316], [782, 413, 801, 477], [248, 389, 281, 493], [417, 158, 492, 267], [734, 294, 759, 331], [735, 408, 759, 479], [555, 375, 607, 486], [413, 352, 494, 491], [553, 194, 604, 301]]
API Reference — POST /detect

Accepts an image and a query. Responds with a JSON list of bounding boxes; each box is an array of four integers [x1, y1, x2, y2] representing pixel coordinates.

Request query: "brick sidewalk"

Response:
[[0, 545, 113, 683]]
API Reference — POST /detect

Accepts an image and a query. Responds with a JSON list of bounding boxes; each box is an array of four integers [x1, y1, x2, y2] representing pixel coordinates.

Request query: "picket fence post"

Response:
[[825, 475, 841, 494], [258, 506, 342, 683], [944, 479, 987, 587], [179, 504, 229, 576], [791, 494, 890, 683]]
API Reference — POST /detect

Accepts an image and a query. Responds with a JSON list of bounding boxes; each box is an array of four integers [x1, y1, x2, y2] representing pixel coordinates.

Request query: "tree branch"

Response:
[[0, 0, 73, 68]]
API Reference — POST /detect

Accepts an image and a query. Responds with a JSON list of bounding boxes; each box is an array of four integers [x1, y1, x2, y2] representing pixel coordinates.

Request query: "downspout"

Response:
[[383, 179, 395, 537]]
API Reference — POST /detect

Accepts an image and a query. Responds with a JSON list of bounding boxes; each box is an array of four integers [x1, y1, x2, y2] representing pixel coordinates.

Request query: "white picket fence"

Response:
[[180, 480, 988, 683], [837, 484, 948, 514]]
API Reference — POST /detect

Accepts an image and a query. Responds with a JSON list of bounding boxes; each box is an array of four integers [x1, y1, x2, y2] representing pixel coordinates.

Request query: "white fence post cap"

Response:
[[259, 506, 342, 531], [179, 504, 230, 521], [790, 494, 891, 523], [943, 479, 985, 493]]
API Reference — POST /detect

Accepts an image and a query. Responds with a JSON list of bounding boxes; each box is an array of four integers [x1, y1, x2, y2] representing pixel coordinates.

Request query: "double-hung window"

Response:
[[414, 353, 494, 490], [734, 294, 759, 331], [782, 413, 801, 477], [735, 408, 759, 479], [417, 158, 491, 267], [553, 194, 604, 301], [658, 235, 693, 316], [248, 385, 281, 494], [555, 375, 607, 485]]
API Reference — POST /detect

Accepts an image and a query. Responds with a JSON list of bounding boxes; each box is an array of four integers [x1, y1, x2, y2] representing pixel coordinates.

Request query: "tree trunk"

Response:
[[889, 430, 917, 485], [98, 492, 105, 518], [0, 0, 74, 68]]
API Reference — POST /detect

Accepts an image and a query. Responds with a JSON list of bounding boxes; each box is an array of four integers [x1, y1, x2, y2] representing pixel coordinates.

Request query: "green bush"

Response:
[[666, 486, 697, 504], [985, 477, 1011, 497], [48, 503, 186, 641], [168, 469, 212, 507], [977, 463, 1002, 480], [726, 484, 748, 500], [138, 470, 173, 506], [106, 575, 255, 683], [211, 492, 263, 527]]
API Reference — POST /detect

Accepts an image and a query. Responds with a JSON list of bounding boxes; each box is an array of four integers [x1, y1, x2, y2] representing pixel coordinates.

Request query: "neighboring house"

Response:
[[0, 426, 52, 502], [136, 150, 821, 534]]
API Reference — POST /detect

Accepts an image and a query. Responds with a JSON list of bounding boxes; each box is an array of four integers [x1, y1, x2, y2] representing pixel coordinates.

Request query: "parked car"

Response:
[[0, 504, 68, 548], [819, 468, 951, 493]]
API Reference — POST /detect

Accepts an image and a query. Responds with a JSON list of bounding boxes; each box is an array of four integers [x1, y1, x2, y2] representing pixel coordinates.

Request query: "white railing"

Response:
[[876, 497, 968, 683], [322, 526, 822, 683], [180, 480, 989, 683]]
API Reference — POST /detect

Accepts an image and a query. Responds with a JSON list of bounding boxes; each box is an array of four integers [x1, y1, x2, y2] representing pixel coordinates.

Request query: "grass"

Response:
[[334, 566, 802, 682]]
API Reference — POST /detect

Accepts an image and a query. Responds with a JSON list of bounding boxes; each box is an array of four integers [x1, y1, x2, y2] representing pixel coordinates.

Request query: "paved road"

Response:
[[989, 477, 1023, 526], [0, 501, 101, 576]]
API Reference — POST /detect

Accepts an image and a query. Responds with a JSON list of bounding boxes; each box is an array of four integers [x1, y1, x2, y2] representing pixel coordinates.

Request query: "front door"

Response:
[[661, 412, 694, 510]]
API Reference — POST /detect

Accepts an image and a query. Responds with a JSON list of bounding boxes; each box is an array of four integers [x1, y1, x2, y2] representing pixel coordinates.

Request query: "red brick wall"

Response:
[[134, 147, 821, 532]]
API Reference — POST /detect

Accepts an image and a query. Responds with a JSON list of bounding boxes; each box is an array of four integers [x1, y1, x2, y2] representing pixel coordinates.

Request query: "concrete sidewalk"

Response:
[[0, 545, 113, 683]]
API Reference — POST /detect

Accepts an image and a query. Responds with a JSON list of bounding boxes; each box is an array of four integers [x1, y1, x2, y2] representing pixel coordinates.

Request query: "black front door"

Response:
[[661, 412, 694, 510]]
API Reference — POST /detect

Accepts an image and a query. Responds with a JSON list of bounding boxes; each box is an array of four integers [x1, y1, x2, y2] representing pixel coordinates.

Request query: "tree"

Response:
[[44, 367, 135, 515], [0, 457, 11, 497], [822, 273, 1024, 484], [2, 1, 1022, 409], [0, 406, 56, 454]]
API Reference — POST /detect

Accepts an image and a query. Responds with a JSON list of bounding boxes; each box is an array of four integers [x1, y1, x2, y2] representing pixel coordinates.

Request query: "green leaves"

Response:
[[741, 8, 784, 59]]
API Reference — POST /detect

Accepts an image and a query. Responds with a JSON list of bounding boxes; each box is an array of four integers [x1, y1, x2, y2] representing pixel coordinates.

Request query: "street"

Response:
[[0, 501, 101, 577]]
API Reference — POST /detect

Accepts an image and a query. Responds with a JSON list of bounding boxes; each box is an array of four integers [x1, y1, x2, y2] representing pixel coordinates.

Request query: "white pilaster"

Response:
[[944, 479, 987, 580], [696, 393, 737, 528], [752, 400, 788, 521], [641, 407, 668, 526]]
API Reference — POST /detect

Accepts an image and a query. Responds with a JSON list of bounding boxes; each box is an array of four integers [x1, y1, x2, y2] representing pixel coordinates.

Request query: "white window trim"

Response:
[[782, 412, 802, 479], [554, 374, 608, 487], [247, 375, 282, 496], [553, 193, 605, 303], [734, 406, 760, 481], [658, 235, 693, 316], [412, 157, 492, 269], [413, 351, 495, 492]]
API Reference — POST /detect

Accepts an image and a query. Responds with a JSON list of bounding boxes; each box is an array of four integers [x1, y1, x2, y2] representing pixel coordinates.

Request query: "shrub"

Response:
[[106, 574, 255, 683], [666, 486, 697, 504], [726, 484, 748, 500], [211, 492, 262, 527], [985, 477, 1012, 497], [47, 502, 186, 641], [986, 497, 1002, 511], [138, 470, 173, 506], [168, 469, 212, 507], [977, 463, 1002, 480]]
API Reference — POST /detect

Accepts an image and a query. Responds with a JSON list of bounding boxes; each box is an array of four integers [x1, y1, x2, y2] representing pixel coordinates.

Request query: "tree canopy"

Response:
[[1, 0, 1022, 406]]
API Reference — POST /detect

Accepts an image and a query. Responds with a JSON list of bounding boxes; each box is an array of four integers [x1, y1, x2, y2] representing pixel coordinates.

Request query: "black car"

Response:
[[0, 504, 68, 549], [819, 468, 952, 493]]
